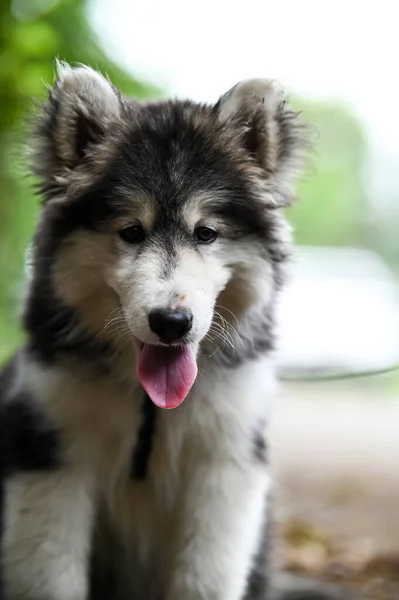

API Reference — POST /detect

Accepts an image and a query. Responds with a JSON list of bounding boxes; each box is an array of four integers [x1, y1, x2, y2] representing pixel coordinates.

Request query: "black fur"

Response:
[[25, 293, 111, 367], [111, 102, 269, 238], [2, 400, 61, 474], [0, 357, 61, 475], [24, 198, 115, 365], [253, 430, 268, 464], [88, 519, 121, 600], [130, 392, 157, 480]]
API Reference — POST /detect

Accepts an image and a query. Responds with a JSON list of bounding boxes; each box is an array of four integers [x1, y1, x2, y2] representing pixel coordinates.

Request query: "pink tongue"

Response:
[[137, 345, 198, 409]]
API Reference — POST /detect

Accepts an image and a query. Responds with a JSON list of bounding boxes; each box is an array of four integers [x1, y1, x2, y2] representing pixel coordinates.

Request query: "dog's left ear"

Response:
[[215, 79, 307, 206]]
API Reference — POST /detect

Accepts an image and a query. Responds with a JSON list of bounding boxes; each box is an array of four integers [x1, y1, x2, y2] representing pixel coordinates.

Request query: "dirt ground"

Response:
[[270, 379, 399, 599]]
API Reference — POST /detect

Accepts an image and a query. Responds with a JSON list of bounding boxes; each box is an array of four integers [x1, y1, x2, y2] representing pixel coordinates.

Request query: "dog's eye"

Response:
[[194, 226, 218, 244], [119, 224, 146, 244]]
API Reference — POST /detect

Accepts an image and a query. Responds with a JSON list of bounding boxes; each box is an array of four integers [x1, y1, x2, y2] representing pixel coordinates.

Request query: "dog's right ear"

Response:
[[32, 62, 121, 200]]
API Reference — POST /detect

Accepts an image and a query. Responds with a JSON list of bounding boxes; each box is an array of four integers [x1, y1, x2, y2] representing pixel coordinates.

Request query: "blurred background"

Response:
[[0, 0, 398, 596]]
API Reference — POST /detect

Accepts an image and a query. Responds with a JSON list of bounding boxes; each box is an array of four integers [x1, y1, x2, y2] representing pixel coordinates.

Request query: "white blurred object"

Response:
[[276, 246, 399, 378]]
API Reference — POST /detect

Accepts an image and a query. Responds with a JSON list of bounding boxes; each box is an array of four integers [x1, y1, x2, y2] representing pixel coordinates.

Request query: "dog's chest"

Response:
[[44, 358, 272, 598], [93, 403, 189, 599]]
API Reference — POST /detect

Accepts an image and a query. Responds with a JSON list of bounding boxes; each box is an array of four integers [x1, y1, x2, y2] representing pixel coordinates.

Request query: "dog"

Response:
[[0, 63, 351, 600]]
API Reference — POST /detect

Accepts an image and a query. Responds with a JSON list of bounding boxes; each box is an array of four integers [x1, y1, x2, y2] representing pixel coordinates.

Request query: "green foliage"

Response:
[[287, 99, 367, 247], [0, 0, 160, 362]]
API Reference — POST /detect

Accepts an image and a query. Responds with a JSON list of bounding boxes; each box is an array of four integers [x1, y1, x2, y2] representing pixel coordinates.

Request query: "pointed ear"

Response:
[[215, 79, 307, 205], [32, 62, 121, 199]]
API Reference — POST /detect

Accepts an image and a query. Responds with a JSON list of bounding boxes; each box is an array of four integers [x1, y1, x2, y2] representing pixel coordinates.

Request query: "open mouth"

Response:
[[137, 344, 198, 409]]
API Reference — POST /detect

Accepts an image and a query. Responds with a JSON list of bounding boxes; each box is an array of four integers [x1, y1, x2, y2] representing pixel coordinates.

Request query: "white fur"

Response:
[[108, 232, 232, 349], [55, 61, 120, 122], [217, 79, 283, 124], [3, 471, 93, 600], [53, 62, 121, 166], [163, 354, 274, 600], [2, 350, 275, 600]]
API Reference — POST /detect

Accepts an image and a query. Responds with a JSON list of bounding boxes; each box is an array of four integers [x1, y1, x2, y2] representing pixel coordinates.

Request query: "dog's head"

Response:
[[26, 63, 306, 407]]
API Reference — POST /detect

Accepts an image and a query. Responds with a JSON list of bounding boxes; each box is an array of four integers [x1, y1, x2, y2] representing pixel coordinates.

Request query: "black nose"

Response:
[[148, 308, 193, 344]]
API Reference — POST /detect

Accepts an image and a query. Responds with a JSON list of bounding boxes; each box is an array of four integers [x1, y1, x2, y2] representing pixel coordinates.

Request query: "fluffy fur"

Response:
[[0, 63, 350, 600]]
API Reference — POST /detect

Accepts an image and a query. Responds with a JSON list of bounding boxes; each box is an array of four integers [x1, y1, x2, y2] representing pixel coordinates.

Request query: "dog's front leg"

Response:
[[2, 469, 94, 600], [166, 455, 270, 600]]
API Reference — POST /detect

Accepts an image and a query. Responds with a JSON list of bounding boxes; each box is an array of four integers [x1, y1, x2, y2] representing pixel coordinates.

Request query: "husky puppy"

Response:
[[0, 64, 348, 600]]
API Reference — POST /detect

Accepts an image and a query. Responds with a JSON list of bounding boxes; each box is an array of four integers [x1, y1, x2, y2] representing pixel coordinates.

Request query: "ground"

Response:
[[271, 379, 399, 599]]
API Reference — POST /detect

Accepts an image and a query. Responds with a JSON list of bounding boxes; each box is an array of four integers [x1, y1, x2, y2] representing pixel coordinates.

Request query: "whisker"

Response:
[[220, 314, 244, 349], [94, 307, 129, 342], [215, 304, 240, 328], [208, 323, 234, 348], [213, 310, 244, 349]]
